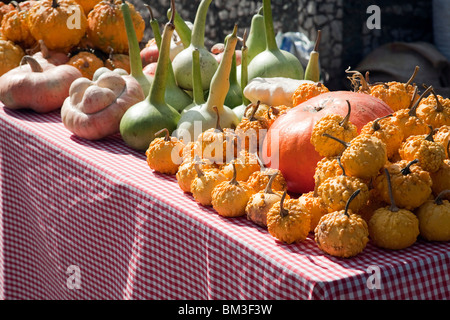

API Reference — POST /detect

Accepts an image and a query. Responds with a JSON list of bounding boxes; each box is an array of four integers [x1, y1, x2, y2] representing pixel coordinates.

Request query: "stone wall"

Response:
[[132, 0, 433, 90]]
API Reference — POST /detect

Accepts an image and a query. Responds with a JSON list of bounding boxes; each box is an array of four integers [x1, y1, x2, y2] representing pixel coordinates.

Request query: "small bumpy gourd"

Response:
[[313, 156, 343, 189], [146, 128, 185, 175], [416, 87, 450, 129], [399, 126, 446, 173], [190, 162, 227, 206], [433, 125, 450, 158], [317, 157, 369, 213], [176, 156, 218, 193], [292, 82, 329, 107], [246, 157, 287, 193], [245, 172, 286, 227], [374, 159, 432, 211], [220, 150, 261, 182], [235, 101, 269, 153], [360, 114, 403, 159], [314, 189, 370, 258], [211, 163, 255, 218], [323, 133, 387, 180], [298, 190, 328, 233], [266, 191, 311, 244], [429, 141, 450, 199], [416, 190, 450, 242], [369, 169, 420, 250], [310, 101, 358, 157]]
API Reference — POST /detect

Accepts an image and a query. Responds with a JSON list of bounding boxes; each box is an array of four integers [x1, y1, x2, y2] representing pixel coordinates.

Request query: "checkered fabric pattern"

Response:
[[0, 106, 449, 300]]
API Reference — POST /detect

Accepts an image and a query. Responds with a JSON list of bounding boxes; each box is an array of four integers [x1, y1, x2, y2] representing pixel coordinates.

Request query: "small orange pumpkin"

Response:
[[67, 51, 104, 79]]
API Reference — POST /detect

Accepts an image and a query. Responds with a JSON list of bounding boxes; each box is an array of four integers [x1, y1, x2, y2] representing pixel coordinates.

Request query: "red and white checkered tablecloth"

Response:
[[0, 105, 449, 300]]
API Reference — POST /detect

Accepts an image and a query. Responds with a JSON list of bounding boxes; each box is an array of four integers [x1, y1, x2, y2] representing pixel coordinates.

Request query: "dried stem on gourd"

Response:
[[321, 133, 351, 149], [384, 168, 399, 212], [405, 66, 419, 88], [434, 189, 450, 205], [425, 125, 435, 142], [409, 85, 432, 117], [344, 189, 360, 217], [20, 56, 43, 72], [194, 162, 204, 178], [339, 100, 352, 128], [372, 114, 393, 131], [345, 67, 370, 93], [249, 100, 261, 122], [263, 172, 278, 194], [52, 0, 59, 8], [337, 156, 346, 176], [229, 162, 239, 186], [279, 190, 289, 218], [400, 159, 419, 175], [154, 128, 171, 141]]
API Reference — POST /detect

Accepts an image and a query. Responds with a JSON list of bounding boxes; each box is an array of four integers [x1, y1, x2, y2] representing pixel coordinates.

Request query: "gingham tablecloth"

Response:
[[0, 105, 449, 300]]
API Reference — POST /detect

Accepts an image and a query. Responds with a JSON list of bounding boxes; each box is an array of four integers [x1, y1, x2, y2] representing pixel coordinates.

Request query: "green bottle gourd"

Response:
[[119, 0, 181, 152], [167, 8, 191, 48], [173, 24, 240, 142], [247, 0, 304, 81], [122, 1, 152, 96], [233, 30, 251, 121], [304, 30, 321, 82], [246, 6, 266, 63], [147, 5, 192, 113], [171, 0, 218, 91], [181, 48, 205, 115], [224, 35, 243, 109]]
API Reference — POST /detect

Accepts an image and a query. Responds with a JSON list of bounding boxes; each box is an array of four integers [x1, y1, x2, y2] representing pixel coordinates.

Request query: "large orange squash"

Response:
[[262, 91, 393, 194]]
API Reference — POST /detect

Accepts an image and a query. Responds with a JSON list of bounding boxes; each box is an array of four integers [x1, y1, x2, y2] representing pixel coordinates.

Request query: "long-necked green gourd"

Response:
[[167, 7, 191, 48], [171, 0, 218, 91], [147, 4, 192, 113], [119, 0, 180, 151], [247, 0, 304, 81], [304, 30, 321, 82], [233, 30, 251, 120], [224, 34, 243, 109], [122, 1, 152, 96], [181, 48, 205, 115], [173, 25, 240, 142], [246, 6, 266, 63]]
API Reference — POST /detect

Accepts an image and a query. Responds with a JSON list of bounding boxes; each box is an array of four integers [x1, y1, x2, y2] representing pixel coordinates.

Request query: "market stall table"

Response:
[[0, 105, 449, 300]]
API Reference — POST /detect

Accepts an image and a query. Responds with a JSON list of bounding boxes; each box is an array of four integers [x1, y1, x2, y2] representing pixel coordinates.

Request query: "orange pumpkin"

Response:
[[67, 51, 104, 79]]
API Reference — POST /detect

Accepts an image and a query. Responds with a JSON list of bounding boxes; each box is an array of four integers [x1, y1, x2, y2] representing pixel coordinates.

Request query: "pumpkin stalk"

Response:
[[194, 162, 204, 178], [344, 189, 360, 217], [229, 162, 239, 186], [425, 125, 435, 142], [249, 100, 261, 121], [409, 85, 432, 117], [52, 0, 59, 8], [337, 156, 346, 176], [430, 87, 444, 113], [20, 56, 43, 73], [338, 100, 352, 128], [279, 190, 289, 218], [405, 66, 419, 88], [155, 128, 171, 142], [345, 68, 370, 92], [322, 133, 351, 148], [385, 168, 399, 212], [372, 114, 393, 131], [263, 172, 278, 194], [434, 190, 450, 205], [401, 159, 419, 175]]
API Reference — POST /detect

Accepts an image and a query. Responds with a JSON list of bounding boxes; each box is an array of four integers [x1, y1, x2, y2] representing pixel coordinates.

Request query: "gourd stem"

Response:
[[263, 0, 278, 51], [405, 66, 419, 88], [384, 168, 399, 212], [345, 68, 370, 92], [409, 85, 432, 117], [322, 133, 351, 148], [213, 106, 223, 132], [249, 100, 260, 121], [372, 114, 393, 131], [167, 8, 191, 47], [229, 162, 239, 186], [401, 159, 419, 175], [337, 156, 346, 177], [313, 30, 321, 52], [430, 87, 444, 112], [190, 0, 212, 48], [155, 128, 170, 141], [194, 162, 204, 178], [205, 24, 238, 112], [435, 190, 450, 205], [52, 0, 59, 8], [425, 125, 435, 142], [241, 29, 250, 105], [264, 172, 278, 194], [20, 56, 43, 73], [339, 100, 352, 128], [344, 189, 360, 217], [192, 49, 205, 105], [148, 0, 176, 105], [279, 190, 289, 218], [407, 86, 418, 112]]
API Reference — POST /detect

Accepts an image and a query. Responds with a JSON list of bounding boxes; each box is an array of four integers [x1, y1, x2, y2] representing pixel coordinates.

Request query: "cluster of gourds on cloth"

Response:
[[0, 0, 449, 259]]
